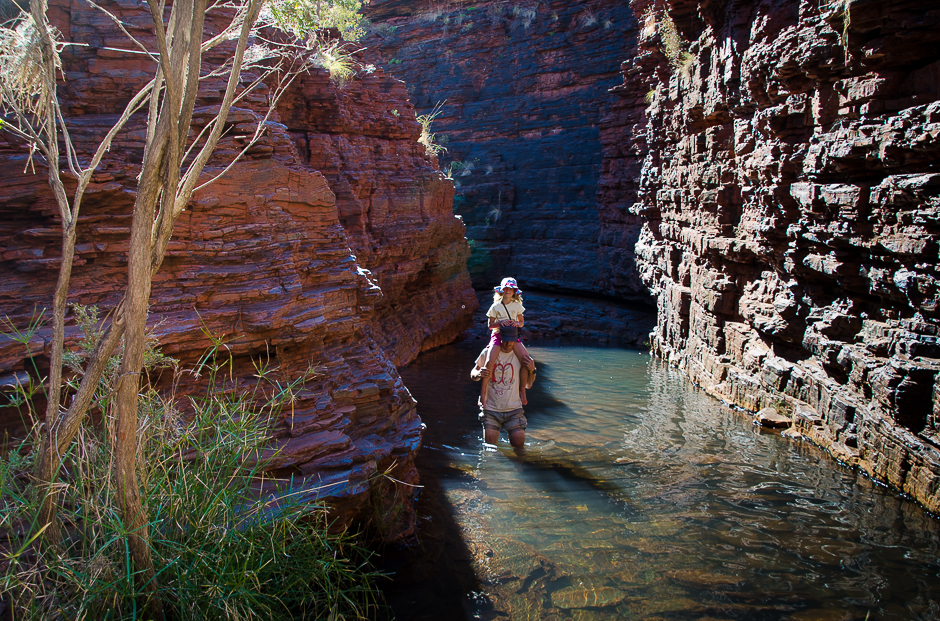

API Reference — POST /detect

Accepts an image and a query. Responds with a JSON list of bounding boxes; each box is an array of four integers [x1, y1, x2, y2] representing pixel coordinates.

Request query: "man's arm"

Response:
[[519, 354, 536, 388], [470, 348, 490, 382]]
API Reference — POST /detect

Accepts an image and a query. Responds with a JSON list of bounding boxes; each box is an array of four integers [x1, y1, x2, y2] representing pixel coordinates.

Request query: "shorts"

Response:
[[488, 330, 523, 348], [479, 407, 527, 434]]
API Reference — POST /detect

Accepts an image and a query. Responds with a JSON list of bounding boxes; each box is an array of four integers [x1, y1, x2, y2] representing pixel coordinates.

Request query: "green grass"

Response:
[[1, 340, 382, 620]]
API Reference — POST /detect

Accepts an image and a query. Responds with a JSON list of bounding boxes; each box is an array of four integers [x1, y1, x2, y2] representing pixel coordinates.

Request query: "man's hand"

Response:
[[522, 355, 535, 371], [471, 366, 491, 381]]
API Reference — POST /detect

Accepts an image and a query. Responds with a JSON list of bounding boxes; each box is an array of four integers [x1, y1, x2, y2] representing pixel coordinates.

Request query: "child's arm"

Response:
[[515, 313, 524, 328], [488, 312, 514, 329]]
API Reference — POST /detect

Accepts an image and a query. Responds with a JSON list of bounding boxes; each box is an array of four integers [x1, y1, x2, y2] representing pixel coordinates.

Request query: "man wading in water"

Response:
[[470, 325, 537, 449]]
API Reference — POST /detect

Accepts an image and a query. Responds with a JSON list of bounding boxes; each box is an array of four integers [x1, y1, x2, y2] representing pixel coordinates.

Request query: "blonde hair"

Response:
[[492, 289, 523, 304]]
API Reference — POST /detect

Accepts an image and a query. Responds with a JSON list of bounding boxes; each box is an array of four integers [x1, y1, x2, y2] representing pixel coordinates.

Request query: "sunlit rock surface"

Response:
[[0, 0, 476, 537], [614, 0, 940, 511]]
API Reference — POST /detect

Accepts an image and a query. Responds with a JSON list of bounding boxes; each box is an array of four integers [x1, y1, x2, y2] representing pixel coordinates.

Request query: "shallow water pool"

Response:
[[393, 342, 940, 620]]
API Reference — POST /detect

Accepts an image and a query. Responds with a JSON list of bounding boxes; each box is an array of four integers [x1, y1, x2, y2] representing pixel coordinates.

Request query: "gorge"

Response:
[[0, 0, 938, 569], [364, 0, 940, 518]]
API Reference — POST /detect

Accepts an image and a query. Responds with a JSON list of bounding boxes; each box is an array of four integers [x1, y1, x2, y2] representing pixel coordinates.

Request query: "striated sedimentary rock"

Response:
[[363, 0, 651, 304], [611, 0, 940, 511], [0, 0, 475, 536]]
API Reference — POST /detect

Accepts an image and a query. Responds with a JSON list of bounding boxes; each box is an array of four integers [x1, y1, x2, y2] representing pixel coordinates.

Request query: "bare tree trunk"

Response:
[[36, 309, 125, 532], [113, 166, 161, 604], [28, 0, 76, 548], [109, 0, 188, 597], [28, 0, 74, 432], [32, 1, 266, 597]]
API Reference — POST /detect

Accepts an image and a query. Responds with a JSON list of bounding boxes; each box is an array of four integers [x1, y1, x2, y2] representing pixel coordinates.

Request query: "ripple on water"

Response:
[[397, 344, 940, 621]]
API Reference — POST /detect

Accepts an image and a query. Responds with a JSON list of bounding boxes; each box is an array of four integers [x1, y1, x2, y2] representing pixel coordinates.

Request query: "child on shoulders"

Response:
[[480, 277, 535, 407]]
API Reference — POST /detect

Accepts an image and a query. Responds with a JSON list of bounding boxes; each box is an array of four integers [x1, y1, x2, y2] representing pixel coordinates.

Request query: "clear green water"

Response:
[[400, 342, 940, 620]]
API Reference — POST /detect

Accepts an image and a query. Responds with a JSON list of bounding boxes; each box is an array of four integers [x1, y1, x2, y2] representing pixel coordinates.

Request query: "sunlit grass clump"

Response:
[[417, 100, 448, 158], [0, 334, 380, 620]]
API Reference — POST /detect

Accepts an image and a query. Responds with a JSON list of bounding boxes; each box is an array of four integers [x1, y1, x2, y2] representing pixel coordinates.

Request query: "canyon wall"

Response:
[[0, 0, 476, 536], [610, 0, 940, 511], [363, 0, 656, 343]]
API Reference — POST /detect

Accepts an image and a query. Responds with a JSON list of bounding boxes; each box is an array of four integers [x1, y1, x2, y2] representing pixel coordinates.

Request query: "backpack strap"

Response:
[[502, 302, 513, 323]]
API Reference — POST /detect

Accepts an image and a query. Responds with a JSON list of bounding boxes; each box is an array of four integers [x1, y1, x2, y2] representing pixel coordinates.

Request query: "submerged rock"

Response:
[[666, 569, 746, 591], [550, 584, 628, 609]]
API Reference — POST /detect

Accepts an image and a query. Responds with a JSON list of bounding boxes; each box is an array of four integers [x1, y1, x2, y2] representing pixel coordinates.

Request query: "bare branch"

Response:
[[86, 0, 159, 61], [55, 102, 80, 177], [195, 62, 307, 191], [73, 79, 155, 203], [63, 42, 154, 56], [176, 0, 208, 145], [146, 0, 181, 151], [175, 0, 263, 210], [201, 1, 252, 52]]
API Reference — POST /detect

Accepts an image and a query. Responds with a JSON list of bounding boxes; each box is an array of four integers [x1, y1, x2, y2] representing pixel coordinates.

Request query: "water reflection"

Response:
[[395, 343, 940, 620]]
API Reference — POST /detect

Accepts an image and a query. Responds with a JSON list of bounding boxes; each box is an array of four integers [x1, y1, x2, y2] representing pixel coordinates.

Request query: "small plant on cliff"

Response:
[[420, 6, 444, 23], [838, 0, 852, 64], [444, 159, 476, 188], [644, 6, 694, 76], [313, 37, 361, 86], [417, 99, 448, 158], [771, 399, 794, 417], [448, 159, 476, 178], [511, 5, 537, 30], [488, 1, 509, 20], [578, 9, 598, 28], [368, 21, 399, 38], [269, 1, 374, 85]]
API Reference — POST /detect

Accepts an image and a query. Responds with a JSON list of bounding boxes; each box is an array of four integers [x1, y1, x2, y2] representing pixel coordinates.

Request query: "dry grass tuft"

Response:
[[0, 13, 61, 116], [417, 100, 448, 158]]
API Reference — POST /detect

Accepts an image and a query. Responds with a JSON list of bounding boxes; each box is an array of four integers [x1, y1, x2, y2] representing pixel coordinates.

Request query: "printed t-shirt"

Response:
[[477, 347, 523, 412]]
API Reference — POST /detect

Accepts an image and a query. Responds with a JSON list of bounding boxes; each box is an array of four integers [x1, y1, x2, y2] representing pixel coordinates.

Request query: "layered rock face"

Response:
[[0, 0, 475, 536], [614, 0, 940, 511], [363, 0, 650, 303]]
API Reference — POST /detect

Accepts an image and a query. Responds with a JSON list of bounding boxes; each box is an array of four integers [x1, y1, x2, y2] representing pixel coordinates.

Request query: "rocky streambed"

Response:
[[382, 342, 940, 620]]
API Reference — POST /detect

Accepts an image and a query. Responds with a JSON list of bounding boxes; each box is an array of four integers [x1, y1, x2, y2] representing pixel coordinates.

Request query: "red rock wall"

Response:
[[610, 0, 940, 511], [0, 0, 476, 537]]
